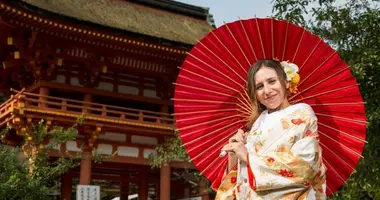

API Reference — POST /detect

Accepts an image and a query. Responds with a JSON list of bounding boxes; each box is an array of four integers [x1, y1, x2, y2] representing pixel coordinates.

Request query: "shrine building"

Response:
[[0, 0, 214, 199]]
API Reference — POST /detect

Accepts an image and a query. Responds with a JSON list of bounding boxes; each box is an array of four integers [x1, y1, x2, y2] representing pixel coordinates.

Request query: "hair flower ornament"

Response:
[[280, 61, 300, 94]]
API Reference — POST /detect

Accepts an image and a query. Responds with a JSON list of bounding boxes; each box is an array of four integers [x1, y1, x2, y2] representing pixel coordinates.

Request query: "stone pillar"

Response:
[[61, 173, 73, 200], [38, 87, 49, 109], [160, 164, 171, 200], [79, 147, 92, 185], [139, 166, 149, 200]]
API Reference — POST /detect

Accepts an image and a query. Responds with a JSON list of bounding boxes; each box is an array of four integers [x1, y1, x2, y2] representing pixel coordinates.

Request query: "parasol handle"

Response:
[[219, 151, 227, 157], [219, 139, 238, 157]]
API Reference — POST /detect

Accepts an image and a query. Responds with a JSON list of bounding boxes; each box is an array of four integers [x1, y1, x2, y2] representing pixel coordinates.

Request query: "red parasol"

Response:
[[173, 18, 366, 195]]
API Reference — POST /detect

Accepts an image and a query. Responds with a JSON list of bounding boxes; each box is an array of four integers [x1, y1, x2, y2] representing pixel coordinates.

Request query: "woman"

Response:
[[213, 59, 326, 199]]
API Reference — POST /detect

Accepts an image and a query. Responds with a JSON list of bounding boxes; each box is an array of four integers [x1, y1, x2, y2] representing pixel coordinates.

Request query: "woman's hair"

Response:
[[246, 59, 288, 127]]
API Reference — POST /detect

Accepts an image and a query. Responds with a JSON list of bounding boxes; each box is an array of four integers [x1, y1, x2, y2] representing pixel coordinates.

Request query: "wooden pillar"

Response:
[[172, 179, 185, 199], [120, 182, 129, 200], [83, 93, 92, 102], [199, 179, 210, 200], [38, 87, 49, 108], [120, 170, 129, 200], [161, 105, 168, 113], [139, 166, 149, 200], [155, 184, 159, 199], [139, 77, 144, 96], [79, 148, 92, 185], [61, 173, 73, 200], [160, 164, 171, 200], [160, 105, 169, 124], [83, 93, 92, 113]]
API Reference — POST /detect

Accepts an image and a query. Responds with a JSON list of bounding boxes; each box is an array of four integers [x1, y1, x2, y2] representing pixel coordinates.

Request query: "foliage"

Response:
[[272, 0, 380, 199], [0, 117, 85, 200], [0, 145, 48, 200], [149, 131, 215, 195], [149, 131, 191, 168]]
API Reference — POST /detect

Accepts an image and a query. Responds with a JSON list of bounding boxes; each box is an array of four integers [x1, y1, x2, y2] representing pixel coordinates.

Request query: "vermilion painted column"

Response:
[[61, 173, 73, 200], [160, 164, 171, 200], [160, 105, 169, 124], [200, 179, 210, 200], [139, 166, 149, 200], [120, 170, 129, 200], [120, 182, 129, 200], [79, 148, 92, 185], [39, 87, 49, 109], [83, 93, 92, 113]]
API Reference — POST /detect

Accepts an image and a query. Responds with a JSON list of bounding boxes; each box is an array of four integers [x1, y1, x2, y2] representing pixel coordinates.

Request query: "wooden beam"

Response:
[[93, 139, 157, 150], [25, 80, 41, 93], [2, 59, 22, 69], [3, 33, 28, 48], [28, 31, 37, 49], [0, 4, 190, 56], [49, 148, 194, 170], [38, 80, 173, 106], [48, 150, 150, 165], [85, 173, 139, 182], [31, 32, 179, 66], [92, 161, 143, 170], [170, 161, 196, 169], [24, 113, 173, 137], [70, 172, 161, 184]]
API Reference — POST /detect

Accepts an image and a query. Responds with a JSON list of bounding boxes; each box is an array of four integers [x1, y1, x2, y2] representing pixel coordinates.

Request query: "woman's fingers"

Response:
[[243, 131, 248, 142], [222, 143, 248, 162], [222, 143, 242, 151], [236, 134, 243, 142], [229, 129, 248, 144], [236, 129, 247, 143], [222, 143, 236, 151]]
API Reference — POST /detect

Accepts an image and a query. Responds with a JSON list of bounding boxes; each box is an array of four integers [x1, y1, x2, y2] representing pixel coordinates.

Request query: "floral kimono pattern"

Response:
[[213, 103, 326, 200]]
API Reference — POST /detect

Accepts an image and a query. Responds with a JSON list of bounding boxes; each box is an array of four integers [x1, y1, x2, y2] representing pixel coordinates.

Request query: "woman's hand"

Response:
[[222, 142, 248, 163], [229, 129, 247, 144]]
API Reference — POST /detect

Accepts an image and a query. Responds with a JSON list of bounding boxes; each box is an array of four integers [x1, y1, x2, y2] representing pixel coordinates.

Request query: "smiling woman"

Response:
[[174, 17, 367, 199], [249, 60, 290, 113], [216, 59, 327, 199]]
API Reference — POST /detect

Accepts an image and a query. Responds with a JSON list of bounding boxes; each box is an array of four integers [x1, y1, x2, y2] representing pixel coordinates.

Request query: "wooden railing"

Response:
[[0, 100, 13, 119], [4, 89, 174, 128], [0, 89, 24, 120], [0, 101, 15, 127]]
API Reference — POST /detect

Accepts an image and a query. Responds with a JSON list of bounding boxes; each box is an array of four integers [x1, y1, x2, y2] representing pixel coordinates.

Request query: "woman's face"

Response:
[[254, 66, 289, 111]]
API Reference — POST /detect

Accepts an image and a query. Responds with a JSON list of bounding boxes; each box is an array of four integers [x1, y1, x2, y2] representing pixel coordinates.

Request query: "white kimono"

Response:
[[213, 103, 327, 200]]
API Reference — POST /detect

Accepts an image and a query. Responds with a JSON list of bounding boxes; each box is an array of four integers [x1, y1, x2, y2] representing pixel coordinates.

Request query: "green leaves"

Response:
[[272, 0, 310, 26], [0, 146, 50, 200], [148, 131, 212, 192], [0, 118, 84, 200], [149, 131, 191, 168]]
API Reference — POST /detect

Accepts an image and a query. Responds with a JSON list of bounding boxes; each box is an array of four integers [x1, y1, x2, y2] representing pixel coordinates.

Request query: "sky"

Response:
[[175, 0, 274, 27], [174, 0, 360, 27]]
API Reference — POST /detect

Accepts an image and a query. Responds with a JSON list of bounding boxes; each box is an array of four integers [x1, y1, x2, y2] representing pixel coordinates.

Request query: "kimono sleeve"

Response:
[[245, 113, 324, 192]]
